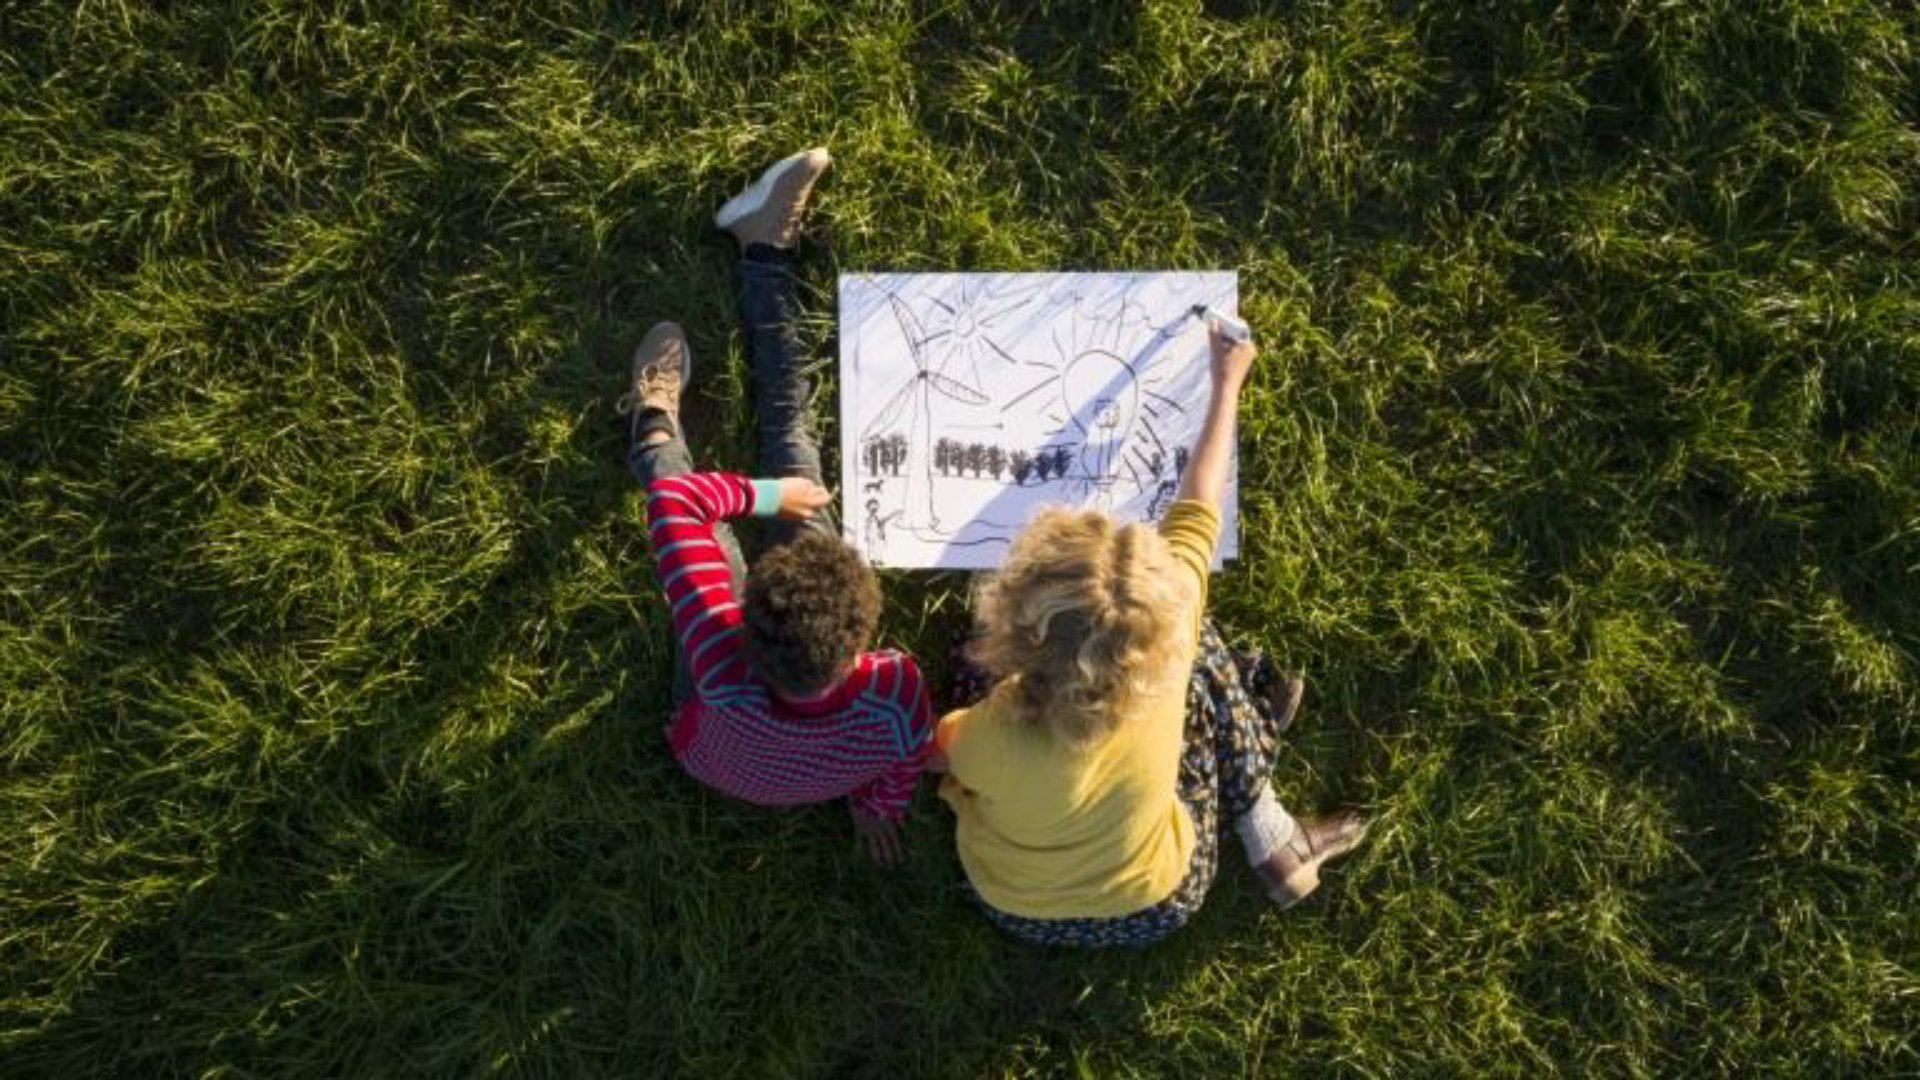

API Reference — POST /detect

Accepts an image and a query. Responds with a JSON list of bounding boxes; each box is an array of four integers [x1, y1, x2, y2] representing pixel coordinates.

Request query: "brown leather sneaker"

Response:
[[714, 147, 832, 250], [1254, 807, 1369, 910], [616, 321, 692, 442]]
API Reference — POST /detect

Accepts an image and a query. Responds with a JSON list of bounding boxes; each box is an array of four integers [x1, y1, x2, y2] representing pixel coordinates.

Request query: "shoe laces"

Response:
[[616, 356, 681, 415]]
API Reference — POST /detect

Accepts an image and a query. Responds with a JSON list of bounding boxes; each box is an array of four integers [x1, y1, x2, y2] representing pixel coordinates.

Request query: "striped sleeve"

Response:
[[845, 655, 934, 823], [647, 472, 760, 699]]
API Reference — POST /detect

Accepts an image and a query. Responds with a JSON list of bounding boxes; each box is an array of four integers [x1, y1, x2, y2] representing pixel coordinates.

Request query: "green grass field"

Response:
[[4, 1, 1917, 1075]]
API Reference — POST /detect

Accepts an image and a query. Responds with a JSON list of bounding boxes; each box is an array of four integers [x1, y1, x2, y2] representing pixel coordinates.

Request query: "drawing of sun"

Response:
[[995, 283, 1193, 497], [911, 277, 1036, 393]]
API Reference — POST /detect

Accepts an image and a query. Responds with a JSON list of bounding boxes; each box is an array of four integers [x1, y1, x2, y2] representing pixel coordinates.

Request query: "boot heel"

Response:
[[1268, 866, 1321, 910]]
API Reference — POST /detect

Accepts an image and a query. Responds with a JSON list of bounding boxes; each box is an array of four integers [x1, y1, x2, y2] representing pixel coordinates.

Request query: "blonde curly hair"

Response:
[[971, 507, 1198, 745]]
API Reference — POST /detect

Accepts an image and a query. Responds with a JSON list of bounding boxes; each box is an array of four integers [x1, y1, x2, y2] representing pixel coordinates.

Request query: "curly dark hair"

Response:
[[743, 529, 882, 696]]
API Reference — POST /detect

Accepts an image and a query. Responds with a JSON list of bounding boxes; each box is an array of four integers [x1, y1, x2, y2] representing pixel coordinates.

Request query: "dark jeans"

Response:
[[627, 248, 836, 697]]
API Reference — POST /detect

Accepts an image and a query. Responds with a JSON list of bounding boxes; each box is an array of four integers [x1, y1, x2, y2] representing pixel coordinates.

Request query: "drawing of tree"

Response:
[[1032, 448, 1053, 481], [986, 446, 1006, 480], [1174, 445, 1190, 478], [965, 443, 987, 477], [1010, 450, 1033, 485], [888, 433, 909, 475], [934, 439, 954, 476], [864, 438, 883, 477]]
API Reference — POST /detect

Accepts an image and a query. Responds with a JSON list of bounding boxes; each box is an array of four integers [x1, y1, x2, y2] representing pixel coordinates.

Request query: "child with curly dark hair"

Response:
[[621, 149, 930, 863]]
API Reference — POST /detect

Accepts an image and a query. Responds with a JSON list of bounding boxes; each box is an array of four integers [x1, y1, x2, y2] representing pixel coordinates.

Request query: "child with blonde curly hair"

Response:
[[932, 322, 1368, 947]]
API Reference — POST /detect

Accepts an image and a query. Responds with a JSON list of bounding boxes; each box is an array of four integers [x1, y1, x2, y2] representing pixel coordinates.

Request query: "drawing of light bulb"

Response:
[[1059, 348, 1140, 507]]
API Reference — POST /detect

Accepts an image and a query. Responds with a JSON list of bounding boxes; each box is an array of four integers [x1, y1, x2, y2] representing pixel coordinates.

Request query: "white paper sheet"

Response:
[[838, 272, 1240, 570]]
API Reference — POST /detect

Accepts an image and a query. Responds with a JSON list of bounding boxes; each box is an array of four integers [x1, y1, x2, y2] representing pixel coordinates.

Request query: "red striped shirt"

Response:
[[647, 472, 931, 821]]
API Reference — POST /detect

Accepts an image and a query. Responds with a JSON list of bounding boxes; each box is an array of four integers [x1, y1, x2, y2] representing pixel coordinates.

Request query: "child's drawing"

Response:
[[840, 272, 1240, 569]]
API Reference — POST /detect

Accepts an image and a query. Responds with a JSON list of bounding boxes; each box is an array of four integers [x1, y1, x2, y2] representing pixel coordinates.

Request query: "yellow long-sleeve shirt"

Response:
[[936, 500, 1220, 919]]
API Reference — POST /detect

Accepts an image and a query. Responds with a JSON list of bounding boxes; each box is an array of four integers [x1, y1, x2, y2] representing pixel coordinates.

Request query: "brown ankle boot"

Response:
[[1253, 807, 1369, 910], [714, 147, 831, 250], [1233, 648, 1304, 735]]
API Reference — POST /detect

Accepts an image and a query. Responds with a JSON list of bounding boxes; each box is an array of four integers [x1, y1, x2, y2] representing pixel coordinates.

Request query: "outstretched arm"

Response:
[[647, 473, 831, 698], [1174, 322, 1257, 510]]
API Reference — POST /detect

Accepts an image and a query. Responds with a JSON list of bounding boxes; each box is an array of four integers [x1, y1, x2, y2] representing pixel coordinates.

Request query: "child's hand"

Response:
[[1207, 323, 1257, 393], [777, 477, 832, 520], [851, 807, 904, 865]]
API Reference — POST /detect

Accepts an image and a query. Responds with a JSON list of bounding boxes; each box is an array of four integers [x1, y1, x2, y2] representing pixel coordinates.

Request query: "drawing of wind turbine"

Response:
[[861, 294, 991, 532]]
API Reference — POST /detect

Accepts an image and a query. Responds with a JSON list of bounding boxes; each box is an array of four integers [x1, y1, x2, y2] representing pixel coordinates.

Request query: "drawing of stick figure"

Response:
[[864, 498, 902, 554]]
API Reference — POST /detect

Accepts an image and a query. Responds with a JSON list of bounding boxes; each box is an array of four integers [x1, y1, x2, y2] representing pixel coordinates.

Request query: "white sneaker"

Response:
[[714, 147, 832, 249]]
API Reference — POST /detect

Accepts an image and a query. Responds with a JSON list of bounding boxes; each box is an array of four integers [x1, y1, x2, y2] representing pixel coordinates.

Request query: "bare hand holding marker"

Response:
[[1207, 321, 1258, 392], [777, 477, 833, 520], [1191, 304, 1253, 345]]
